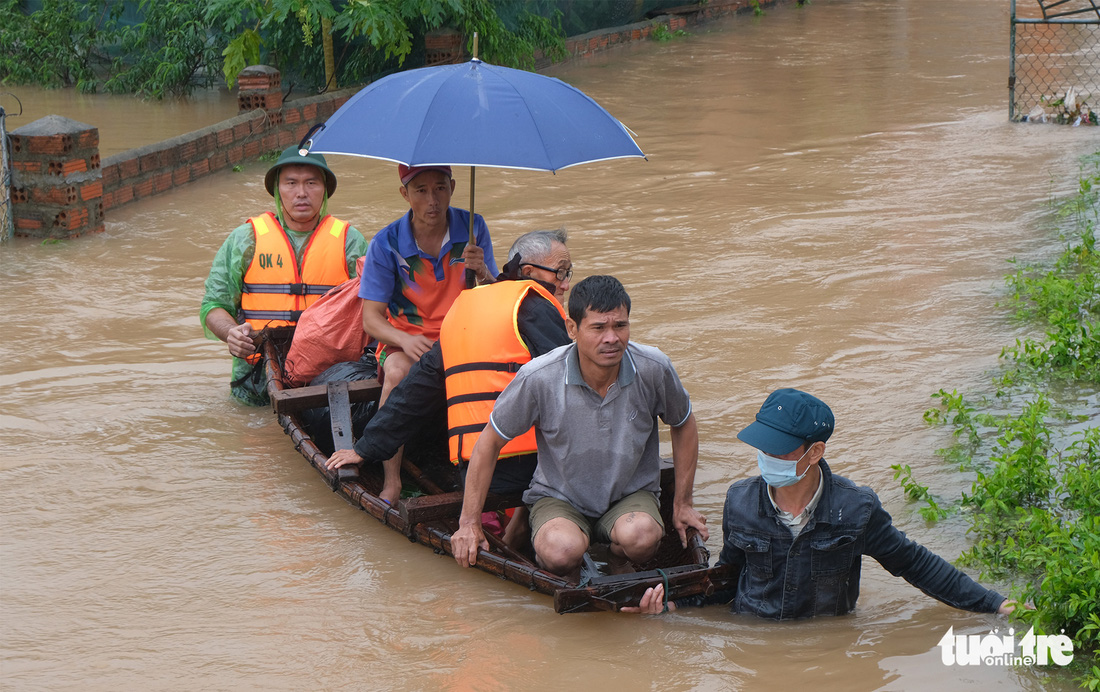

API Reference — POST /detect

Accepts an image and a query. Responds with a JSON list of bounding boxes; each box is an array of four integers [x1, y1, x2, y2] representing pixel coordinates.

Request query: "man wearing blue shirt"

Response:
[[358, 164, 497, 504]]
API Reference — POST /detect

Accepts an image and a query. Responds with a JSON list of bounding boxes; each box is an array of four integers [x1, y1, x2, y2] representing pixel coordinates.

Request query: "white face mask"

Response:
[[756, 447, 810, 487]]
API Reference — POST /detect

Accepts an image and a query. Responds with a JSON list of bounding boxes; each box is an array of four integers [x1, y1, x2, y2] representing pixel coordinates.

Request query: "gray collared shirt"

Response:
[[489, 341, 692, 518]]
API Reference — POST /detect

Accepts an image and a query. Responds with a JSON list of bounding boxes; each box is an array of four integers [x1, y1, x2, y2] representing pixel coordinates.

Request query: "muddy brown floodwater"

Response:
[[2, 1, 1097, 690]]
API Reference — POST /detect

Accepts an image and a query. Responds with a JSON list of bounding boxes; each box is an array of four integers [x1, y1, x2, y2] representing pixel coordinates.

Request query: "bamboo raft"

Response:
[[263, 326, 735, 613]]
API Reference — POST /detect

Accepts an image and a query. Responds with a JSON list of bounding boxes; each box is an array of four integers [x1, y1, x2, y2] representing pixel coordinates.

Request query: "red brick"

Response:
[[14, 215, 43, 231], [194, 133, 213, 155], [118, 157, 140, 178], [32, 186, 77, 205], [133, 178, 154, 198], [61, 158, 87, 176], [216, 128, 234, 147], [191, 158, 210, 177], [302, 103, 317, 120], [114, 185, 134, 205], [278, 130, 295, 147], [139, 151, 160, 173], [101, 164, 120, 186], [244, 140, 261, 158], [233, 122, 251, 140], [27, 133, 74, 156], [284, 108, 301, 125], [13, 160, 41, 174], [179, 141, 197, 162], [54, 207, 89, 230], [80, 181, 103, 201], [154, 171, 173, 192], [76, 130, 99, 149], [173, 167, 190, 185]]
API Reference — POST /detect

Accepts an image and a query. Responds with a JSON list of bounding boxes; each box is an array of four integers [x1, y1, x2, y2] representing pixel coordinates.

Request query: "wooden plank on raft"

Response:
[[399, 490, 525, 525], [327, 381, 359, 483], [271, 378, 382, 414]]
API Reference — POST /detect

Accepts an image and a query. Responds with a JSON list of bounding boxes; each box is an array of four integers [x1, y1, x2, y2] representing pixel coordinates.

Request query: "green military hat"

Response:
[[264, 146, 338, 198]]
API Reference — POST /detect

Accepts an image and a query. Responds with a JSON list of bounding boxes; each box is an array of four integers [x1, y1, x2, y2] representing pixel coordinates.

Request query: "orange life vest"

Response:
[[239, 212, 350, 329], [440, 280, 567, 465]]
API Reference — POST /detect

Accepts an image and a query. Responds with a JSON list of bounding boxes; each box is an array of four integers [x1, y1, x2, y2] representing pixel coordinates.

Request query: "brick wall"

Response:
[[99, 88, 357, 214], [542, 0, 769, 66]]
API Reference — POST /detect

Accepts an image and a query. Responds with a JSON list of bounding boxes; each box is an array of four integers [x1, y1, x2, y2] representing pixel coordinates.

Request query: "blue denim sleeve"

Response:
[[863, 494, 1005, 613]]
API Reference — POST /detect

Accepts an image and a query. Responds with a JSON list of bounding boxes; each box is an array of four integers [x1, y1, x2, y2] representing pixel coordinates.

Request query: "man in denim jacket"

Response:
[[625, 388, 1014, 619]]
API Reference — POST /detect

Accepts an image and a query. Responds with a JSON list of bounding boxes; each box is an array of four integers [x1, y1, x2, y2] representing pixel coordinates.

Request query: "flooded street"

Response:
[[2, 0, 1097, 689]]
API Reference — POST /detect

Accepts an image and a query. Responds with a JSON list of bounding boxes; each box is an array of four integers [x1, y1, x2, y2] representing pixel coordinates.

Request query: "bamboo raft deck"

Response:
[[262, 326, 735, 613]]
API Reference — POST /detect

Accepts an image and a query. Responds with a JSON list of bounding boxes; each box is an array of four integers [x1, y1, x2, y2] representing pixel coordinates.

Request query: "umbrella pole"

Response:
[[464, 34, 480, 288], [466, 164, 477, 288]]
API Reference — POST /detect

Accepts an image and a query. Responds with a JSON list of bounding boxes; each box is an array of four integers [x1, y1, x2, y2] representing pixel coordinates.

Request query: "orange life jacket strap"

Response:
[[239, 308, 303, 322], [443, 361, 523, 377], [241, 282, 337, 296]]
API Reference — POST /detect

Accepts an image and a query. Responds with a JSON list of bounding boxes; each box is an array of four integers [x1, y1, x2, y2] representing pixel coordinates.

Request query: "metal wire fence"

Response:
[[1011, 0, 1100, 123], [1, 103, 13, 242]]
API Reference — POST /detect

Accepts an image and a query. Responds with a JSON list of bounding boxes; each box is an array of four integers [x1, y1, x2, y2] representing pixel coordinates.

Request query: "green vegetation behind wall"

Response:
[[1, 0, 697, 98]]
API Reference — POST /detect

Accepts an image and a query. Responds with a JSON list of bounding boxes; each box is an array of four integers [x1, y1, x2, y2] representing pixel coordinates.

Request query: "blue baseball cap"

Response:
[[736, 389, 834, 456]]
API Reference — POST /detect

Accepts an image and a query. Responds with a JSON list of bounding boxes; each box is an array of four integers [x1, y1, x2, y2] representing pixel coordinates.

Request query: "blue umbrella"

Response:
[[304, 58, 646, 172], [302, 54, 645, 285]]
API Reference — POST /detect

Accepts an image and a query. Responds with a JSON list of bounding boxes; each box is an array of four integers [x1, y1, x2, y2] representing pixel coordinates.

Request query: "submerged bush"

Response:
[[905, 153, 1100, 689]]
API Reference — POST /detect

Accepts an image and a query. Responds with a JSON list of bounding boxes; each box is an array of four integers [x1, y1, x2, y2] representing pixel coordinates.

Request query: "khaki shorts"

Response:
[[529, 490, 663, 543]]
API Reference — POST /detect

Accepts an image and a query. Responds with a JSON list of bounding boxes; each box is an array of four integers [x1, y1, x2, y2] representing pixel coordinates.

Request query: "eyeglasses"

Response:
[[521, 262, 573, 282]]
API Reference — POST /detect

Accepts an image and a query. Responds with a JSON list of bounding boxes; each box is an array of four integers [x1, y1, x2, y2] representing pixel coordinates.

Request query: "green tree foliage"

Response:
[[2, 0, 569, 97], [214, 0, 567, 90], [0, 0, 120, 91], [103, 0, 224, 98]]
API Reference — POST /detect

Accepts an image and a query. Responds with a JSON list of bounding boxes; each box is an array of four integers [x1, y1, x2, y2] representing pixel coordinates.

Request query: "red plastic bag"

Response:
[[284, 257, 372, 387]]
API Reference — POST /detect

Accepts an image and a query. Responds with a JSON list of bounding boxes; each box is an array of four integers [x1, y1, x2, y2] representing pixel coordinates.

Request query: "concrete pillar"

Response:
[[238, 65, 284, 126], [8, 115, 104, 239]]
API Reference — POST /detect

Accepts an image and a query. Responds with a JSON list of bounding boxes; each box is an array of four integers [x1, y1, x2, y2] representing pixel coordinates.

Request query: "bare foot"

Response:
[[379, 450, 402, 506], [379, 481, 401, 506]]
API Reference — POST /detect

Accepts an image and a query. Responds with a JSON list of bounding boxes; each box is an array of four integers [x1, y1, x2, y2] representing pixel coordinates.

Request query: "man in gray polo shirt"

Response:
[[451, 275, 709, 577]]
